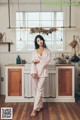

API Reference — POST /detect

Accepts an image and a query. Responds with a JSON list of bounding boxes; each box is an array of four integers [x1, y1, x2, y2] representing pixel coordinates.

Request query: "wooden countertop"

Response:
[[5, 64, 24, 66], [5, 63, 75, 67], [55, 64, 75, 66]]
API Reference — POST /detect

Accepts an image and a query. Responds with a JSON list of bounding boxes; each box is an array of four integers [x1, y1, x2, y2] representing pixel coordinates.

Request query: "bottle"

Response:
[[16, 55, 21, 64]]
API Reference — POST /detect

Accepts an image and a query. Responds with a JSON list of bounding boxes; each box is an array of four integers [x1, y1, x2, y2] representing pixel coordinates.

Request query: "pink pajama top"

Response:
[[31, 48, 51, 77]]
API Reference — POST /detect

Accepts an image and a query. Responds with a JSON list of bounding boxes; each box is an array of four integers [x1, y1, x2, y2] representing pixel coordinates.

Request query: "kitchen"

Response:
[[0, 0, 80, 119]]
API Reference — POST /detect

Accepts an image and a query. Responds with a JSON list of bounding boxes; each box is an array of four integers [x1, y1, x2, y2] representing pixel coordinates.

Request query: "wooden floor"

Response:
[[0, 96, 80, 120]]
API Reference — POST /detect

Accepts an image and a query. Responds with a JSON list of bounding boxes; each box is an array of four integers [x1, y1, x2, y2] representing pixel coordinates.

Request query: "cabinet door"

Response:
[[8, 69, 22, 96], [58, 68, 72, 96]]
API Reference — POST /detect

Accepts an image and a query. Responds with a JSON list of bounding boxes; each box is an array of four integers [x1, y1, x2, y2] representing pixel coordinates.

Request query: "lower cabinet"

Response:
[[8, 69, 22, 96], [5, 64, 24, 102], [58, 68, 72, 96], [56, 65, 75, 102]]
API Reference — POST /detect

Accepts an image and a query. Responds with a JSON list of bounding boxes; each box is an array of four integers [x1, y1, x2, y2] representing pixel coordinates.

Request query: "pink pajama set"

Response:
[[31, 48, 51, 111]]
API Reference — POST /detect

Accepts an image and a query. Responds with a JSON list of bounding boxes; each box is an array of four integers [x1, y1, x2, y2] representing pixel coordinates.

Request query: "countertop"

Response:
[[55, 64, 75, 66], [5, 63, 75, 67], [5, 64, 24, 66]]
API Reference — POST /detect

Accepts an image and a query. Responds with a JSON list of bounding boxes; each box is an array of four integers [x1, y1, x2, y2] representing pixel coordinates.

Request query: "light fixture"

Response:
[[18, 0, 22, 41], [8, 0, 11, 29], [60, 0, 63, 41], [69, 0, 72, 28]]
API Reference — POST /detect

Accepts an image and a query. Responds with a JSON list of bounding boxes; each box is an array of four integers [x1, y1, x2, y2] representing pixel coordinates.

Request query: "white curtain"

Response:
[[24, 73, 56, 98]]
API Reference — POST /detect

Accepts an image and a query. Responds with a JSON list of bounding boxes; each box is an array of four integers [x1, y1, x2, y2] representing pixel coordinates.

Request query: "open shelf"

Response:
[[0, 42, 13, 52]]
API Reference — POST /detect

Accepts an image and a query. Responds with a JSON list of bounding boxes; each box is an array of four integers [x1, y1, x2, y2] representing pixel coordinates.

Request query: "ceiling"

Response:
[[0, 0, 80, 4]]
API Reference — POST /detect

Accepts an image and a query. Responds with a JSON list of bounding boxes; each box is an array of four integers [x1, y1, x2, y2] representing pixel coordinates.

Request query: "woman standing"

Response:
[[30, 35, 51, 116]]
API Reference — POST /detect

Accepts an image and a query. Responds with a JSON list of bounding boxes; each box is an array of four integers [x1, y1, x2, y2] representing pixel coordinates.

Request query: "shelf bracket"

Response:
[[8, 43, 11, 52]]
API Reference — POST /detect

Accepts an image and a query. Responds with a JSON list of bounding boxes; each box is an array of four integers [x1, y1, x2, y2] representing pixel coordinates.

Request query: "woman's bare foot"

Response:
[[38, 107, 43, 111], [30, 109, 37, 117]]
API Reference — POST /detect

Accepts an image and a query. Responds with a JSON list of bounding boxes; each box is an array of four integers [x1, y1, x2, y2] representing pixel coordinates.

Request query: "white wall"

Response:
[[0, 0, 80, 94]]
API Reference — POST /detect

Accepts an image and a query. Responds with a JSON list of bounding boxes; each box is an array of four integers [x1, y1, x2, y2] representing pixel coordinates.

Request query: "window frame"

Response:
[[16, 11, 64, 52]]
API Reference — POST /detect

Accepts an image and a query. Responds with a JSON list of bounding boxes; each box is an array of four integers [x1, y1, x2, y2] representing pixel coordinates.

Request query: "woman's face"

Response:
[[37, 38, 43, 46]]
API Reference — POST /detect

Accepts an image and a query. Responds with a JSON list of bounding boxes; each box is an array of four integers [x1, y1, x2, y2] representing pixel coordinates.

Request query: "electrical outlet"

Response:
[[1, 77, 4, 81]]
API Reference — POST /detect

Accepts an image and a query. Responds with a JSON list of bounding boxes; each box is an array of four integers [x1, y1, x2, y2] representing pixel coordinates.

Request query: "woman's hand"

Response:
[[33, 60, 40, 64]]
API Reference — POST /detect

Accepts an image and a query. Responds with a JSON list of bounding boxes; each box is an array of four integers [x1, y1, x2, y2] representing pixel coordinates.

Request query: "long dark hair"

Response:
[[34, 35, 47, 49]]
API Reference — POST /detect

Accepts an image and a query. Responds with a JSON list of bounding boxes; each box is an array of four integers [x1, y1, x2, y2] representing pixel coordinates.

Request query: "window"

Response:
[[16, 12, 64, 51]]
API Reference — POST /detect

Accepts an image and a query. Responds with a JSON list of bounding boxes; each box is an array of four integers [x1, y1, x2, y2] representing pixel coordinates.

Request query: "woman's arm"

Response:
[[33, 60, 40, 64], [31, 50, 40, 64], [31, 51, 35, 63]]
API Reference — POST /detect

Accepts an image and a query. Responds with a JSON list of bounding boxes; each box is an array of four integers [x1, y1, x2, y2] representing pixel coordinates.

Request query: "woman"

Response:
[[30, 35, 51, 116]]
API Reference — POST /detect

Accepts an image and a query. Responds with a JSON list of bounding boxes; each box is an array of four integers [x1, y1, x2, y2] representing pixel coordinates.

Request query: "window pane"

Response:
[[43, 34, 52, 40], [16, 30, 20, 40], [16, 41, 24, 50], [16, 21, 24, 27], [28, 33, 37, 40], [16, 12, 23, 20], [25, 13, 28, 20], [52, 13, 54, 20], [56, 12, 63, 20], [28, 21, 39, 27], [55, 31, 63, 40], [56, 21, 63, 26], [41, 21, 52, 27], [28, 12, 39, 20], [40, 12, 52, 20]]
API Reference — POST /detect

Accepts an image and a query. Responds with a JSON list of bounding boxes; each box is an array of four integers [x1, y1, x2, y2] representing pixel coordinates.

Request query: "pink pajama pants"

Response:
[[33, 77, 45, 111]]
